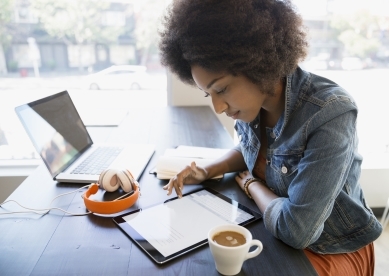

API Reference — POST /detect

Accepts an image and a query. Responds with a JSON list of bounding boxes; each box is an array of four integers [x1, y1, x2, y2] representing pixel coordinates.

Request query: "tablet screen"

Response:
[[113, 188, 262, 264]]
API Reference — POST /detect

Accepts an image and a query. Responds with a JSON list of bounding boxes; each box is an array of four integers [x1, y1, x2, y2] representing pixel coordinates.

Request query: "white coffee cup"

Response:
[[208, 224, 263, 275]]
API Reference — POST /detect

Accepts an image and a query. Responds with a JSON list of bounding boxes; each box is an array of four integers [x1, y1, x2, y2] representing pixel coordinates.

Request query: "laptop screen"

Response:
[[15, 91, 93, 177]]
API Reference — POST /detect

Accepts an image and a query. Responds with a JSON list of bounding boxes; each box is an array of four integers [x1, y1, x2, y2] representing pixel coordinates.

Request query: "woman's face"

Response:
[[191, 65, 269, 123]]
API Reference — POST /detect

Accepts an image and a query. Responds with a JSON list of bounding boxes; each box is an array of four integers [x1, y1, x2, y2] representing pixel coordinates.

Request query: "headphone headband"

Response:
[[83, 183, 139, 214]]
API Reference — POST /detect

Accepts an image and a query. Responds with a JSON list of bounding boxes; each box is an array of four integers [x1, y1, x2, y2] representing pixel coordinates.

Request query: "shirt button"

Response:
[[254, 124, 258, 129], [270, 132, 276, 139], [281, 166, 288, 174]]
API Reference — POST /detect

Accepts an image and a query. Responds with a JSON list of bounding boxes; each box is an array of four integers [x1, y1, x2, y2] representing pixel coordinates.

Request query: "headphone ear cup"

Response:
[[99, 169, 120, 192], [116, 169, 135, 193], [83, 183, 140, 214]]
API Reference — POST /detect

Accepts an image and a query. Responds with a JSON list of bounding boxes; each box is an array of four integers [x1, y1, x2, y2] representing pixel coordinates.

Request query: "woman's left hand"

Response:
[[235, 170, 254, 191]]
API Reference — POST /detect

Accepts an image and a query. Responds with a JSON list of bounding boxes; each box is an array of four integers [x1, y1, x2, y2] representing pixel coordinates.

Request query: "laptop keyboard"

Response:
[[71, 146, 124, 175]]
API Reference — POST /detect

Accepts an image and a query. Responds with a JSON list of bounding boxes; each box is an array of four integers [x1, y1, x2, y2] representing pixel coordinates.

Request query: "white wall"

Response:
[[167, 70, 235, 137], [360, 169, 389, 208]]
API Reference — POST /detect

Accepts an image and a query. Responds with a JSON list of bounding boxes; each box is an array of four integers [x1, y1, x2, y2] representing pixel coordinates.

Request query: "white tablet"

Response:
[[113, 188, 262, 264]]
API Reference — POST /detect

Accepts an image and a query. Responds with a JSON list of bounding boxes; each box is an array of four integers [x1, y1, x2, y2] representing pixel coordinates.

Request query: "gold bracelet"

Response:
[[243, 177, 260, 199]]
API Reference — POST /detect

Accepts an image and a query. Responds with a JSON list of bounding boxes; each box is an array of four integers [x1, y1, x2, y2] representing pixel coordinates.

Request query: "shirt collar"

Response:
[[252, 67, 311, 140]]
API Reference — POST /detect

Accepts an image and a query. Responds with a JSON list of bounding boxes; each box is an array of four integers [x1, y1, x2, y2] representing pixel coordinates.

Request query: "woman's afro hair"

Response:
[[159, 0, 308, 89]]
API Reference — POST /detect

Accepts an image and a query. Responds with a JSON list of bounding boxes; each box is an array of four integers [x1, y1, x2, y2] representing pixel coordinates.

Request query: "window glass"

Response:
[[295, 0, 389, 169], [0, 0, 169, 162], [1, 0, 388, 170]]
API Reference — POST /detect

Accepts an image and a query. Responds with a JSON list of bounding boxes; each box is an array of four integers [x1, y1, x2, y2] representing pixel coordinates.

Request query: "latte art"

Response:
[[213, 231, 246, 247]]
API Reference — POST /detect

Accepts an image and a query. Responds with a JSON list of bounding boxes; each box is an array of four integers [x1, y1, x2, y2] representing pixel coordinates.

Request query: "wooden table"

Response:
[[0, 106, 317, 275]]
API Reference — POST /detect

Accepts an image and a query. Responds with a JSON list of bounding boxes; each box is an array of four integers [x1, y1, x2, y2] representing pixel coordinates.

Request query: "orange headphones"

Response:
[[83, 169, 139, 214]]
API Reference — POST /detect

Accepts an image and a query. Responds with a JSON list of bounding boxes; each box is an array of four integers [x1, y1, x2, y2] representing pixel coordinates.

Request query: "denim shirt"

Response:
[[234, 67, 382, 254]]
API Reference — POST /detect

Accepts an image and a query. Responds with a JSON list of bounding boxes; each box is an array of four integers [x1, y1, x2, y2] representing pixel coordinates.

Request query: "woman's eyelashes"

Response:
[[216, 87, 227, 94], [203, 87, 227, 97]]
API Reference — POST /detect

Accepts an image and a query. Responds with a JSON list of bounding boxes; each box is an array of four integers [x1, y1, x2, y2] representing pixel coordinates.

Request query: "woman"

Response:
[[158, 0, 382, 275]]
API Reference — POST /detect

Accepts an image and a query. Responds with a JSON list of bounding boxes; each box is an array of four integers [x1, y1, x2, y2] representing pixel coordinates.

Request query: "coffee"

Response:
[[213, 231, 246, 247], [208, 224, 263, 275]]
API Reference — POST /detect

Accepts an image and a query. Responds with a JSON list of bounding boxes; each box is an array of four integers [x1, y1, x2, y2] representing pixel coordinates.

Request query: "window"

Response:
[[1, 0, 388, 176], [0, 0, 169, 174], [295, 0, 389, 169]]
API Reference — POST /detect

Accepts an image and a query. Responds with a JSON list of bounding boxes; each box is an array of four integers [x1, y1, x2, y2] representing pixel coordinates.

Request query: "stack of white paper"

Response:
[[155, 145, 230, 180]]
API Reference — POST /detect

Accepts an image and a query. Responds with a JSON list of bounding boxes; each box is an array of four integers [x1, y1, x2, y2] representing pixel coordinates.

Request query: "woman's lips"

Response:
[[226, 111, 239, 120]]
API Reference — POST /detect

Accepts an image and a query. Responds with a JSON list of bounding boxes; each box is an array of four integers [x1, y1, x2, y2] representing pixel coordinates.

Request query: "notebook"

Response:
[[113, 187, 262, 264], [15, 91, 155, 183]]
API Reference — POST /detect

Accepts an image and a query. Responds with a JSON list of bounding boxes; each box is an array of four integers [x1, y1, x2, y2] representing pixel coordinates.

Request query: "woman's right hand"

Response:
[[163, 161, 208, 198]]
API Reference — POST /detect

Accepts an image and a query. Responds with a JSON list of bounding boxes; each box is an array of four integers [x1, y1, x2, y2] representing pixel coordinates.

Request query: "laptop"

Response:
[[15, 91, 155, 183]]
